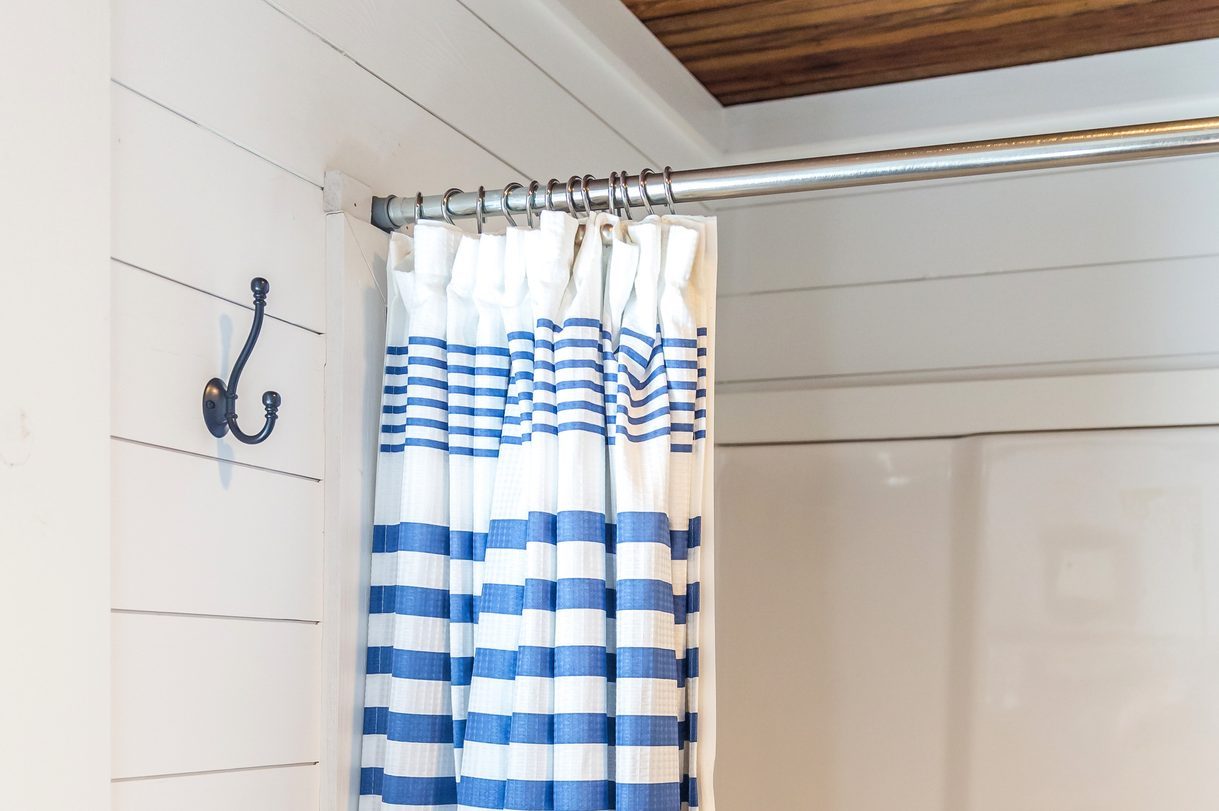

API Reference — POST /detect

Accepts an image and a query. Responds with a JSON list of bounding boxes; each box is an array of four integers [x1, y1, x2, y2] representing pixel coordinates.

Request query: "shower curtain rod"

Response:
[[370, 116, 1219, 231]]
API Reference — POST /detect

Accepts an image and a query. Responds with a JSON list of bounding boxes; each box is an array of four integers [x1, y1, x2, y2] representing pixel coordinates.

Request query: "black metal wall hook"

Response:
[[202, 277, 281, 444]]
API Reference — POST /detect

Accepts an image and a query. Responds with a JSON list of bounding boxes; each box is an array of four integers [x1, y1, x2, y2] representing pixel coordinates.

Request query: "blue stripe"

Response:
[[558, 420, 605, 436], [380, 437, 448, 452], [557, 510, 608, 543], [616, 715, 679, 746], [620, 326, 655, 344], [472, 645, 620, 679], [368, 585, 448, 618], [617, 579, 676, 614], [365, 647, 450, 680], [462, 712, 613, 746], [360, 771, 456, 806], [362, 709, 454, 743], [408, 336, 447, 348], [373, 522, 449, 555], [450, 385, 509, 397], [408, 376, 447, 390]]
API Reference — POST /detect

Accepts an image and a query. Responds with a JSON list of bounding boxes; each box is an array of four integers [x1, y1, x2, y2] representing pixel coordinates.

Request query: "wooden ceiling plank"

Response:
[[621, 0, 768, 23], [621, 0, 1219, 103], [676, 0, 1192, 74], [711, 5, 1219, 101], [644, 0, 953, 43]]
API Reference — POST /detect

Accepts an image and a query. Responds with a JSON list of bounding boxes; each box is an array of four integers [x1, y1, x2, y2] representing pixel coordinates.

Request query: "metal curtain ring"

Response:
[[525, 180, 540, 227], [661, 166, 677, 213], [618, 169, 634, 220], [608, 172, 620, 215], [637, 168, 657, 216], [545, 178, 561, 211], [475, 186, 487, 234], [565, 176, 581, 216], [501, 182, 523, 227], [579, 174, 595, 216], [414, 192, 424, 223], [441, 187, 461, 225]]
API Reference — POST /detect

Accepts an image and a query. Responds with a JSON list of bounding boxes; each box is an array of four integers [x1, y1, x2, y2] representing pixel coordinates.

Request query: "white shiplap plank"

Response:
[[112, 0, 514, 202], [717, 256, 1219, 384], [272, 0, 652, 182], [716, 156, 1219, 296], [112, 765, 318, 811], [110, 261, 324, 478], [716, 368, 1219, 444], [112, 84, 325, 331], [111, 439, 323, 620], [112, 613, 320, 779]]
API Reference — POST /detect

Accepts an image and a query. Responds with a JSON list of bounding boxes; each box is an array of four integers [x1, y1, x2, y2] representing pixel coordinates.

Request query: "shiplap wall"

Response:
[[107, 1, 702, 809], [710, 40, 1219, 431]]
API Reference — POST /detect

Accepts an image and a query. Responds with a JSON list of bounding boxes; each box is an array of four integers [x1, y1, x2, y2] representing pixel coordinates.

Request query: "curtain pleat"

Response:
[[362, 211, 716, 811]]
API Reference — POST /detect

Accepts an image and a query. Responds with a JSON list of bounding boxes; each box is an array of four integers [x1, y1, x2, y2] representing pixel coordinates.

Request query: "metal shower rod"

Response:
[[370, 116, 1219, 231]]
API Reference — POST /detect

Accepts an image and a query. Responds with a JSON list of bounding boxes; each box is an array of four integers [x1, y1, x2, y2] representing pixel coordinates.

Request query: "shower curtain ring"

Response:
[[661, 166, 677, 214], [565, 176, 581, 217], [414, 192, 424, 223], [637, 168, 658, 216], [525, 180, 540, 227], [501, 182, 523, 227], [441, 187, 461, 225], [579, 174, 594, 216], [475, 186, 487, 234], [618, 169, 635, 220], [608, 172, 620, 215], [545, 178, 561, 212]]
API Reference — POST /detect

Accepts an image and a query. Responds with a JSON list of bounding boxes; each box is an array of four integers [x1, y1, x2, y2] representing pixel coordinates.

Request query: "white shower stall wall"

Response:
[[717, 428, 1219, 811]]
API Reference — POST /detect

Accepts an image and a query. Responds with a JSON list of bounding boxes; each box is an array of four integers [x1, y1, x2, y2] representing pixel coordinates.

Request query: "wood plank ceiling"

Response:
[[621, 0, 1219, 104]]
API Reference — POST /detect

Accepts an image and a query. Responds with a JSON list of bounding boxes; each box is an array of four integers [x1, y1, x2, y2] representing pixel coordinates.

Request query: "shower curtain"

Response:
[[359, 210, 716, 811]]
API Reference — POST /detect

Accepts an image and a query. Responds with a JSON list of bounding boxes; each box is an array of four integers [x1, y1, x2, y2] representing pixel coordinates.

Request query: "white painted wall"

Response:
[[717, 427, 1219, 810], [1, 2, 111, 810]]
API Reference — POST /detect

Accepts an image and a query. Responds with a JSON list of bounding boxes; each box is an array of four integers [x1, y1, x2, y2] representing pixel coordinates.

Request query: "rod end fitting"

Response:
[[371, 195, 398, 232]]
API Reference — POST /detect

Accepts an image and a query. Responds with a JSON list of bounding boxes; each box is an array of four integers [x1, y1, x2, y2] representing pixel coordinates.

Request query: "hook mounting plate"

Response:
[[202, 377, 230, 438]]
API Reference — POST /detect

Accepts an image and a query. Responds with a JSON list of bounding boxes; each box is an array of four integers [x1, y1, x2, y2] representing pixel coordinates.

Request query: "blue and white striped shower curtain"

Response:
[[360, 210, 716, 811]]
